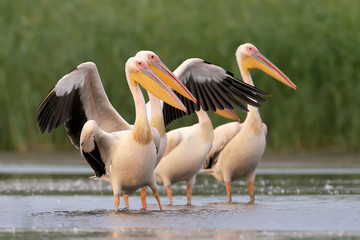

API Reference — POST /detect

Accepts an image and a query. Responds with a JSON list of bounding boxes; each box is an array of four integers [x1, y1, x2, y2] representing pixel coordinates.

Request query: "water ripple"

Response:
[[1, 173, 360, 196]]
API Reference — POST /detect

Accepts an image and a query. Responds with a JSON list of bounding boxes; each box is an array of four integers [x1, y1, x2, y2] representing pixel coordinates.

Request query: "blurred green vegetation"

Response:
[[0, 0, 359, 153]]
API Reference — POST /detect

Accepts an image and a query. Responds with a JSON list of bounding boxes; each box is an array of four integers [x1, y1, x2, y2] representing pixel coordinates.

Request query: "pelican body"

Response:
[[81, 118, 158, 189], [121, 51, 197, 210], [80, 57, 190, 211], [38, 56, 189, 211], [155, 109, 213, 205], [204, 43, 297, 203], [154, 56, 269, 205]]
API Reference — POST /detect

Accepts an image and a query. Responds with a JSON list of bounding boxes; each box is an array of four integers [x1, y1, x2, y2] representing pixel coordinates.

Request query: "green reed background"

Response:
[[0, 0, 359, 153]]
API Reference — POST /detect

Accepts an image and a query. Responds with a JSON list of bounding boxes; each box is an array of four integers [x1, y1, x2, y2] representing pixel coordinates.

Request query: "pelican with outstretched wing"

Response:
[[37, 56, 189, 211], [154, 57, 269, 206]]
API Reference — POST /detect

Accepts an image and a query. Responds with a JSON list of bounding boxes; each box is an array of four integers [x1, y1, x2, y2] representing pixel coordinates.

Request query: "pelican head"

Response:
[[135, 51, 197, 103], [236, 43, 297, 90], [126, 57, 187, 112]]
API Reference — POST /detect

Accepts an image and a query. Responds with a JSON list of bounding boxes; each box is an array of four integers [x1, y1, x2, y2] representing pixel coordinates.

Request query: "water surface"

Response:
[[1, 159, 359, 239]]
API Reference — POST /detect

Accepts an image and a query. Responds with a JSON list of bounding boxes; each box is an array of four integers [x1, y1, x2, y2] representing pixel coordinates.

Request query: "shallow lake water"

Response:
[[1, 156, 360, 239]]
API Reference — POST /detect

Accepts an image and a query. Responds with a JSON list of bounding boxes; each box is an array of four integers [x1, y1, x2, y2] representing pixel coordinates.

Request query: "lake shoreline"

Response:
[[0, 151, 358, 169]]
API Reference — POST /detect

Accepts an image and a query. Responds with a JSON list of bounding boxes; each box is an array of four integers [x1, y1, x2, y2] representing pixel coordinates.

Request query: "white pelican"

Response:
[[37, 56, 190, 211], [80, 57, 189, 211], [155, 108, 213, 205], [203, 43, 297, 204], [155, 58, 270, 205], [122, 51, 197, 210]]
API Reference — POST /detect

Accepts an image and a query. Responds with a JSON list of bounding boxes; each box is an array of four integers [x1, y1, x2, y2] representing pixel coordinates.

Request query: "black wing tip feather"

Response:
[[37, 88, 57, 133], [36, 64, 80, 132], [163, 91, 195, 127], [82, 142, 106, 178], [226, 70, 235, 77], [36, 86, 87, 148], [37, 88, 55, 113], [163, 102, 188, 127], [64, 89, 87, 148], [227, 75, 270, 97]]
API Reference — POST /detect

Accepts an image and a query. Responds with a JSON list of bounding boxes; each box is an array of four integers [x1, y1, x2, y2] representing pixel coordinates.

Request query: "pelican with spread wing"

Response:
[[37, 56, 189, 211], [155, 57, 269, 206]]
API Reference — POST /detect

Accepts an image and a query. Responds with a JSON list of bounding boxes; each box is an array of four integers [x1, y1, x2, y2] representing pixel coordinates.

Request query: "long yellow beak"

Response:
[[242, 52, 297, 90], [130, 66, 187, 112], [149, 60, 197, 103], [215, 108, 241, 122]]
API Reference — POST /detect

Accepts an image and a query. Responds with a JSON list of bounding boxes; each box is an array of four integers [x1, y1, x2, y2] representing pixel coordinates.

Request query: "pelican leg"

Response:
[[140, 187, 147, 210], [114, 194, 120, 211], [246, 171, 256, 204], [248, 181, 255, 204], [166, 186, 173, 205], [186, 184, 192, 206], [152, 190, 163, 211], [226, 182, 232, 203], [123, 194, 129, 209]]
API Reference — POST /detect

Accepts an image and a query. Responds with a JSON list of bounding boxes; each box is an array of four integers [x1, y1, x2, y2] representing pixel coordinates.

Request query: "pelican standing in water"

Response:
[[80, 57, 190, 211], [37, 56, 189, 211], [155, 107, 213, 206], [122, 51, 197, 209], [121, 54, 269, 207], [155, 57, 269, 206], [203, 43, 297, 204]]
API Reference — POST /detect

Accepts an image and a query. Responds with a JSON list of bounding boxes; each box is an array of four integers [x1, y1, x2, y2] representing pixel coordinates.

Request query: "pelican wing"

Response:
[[37, 62, 131, 148], [81, 141, 106, 178], [203, 122, 242, 169], [163, 58, 269, 126], [80, 120, 118, 179]]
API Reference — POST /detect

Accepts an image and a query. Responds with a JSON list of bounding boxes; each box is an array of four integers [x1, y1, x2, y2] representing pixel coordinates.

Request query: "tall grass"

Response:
[[0, 0, 359, 153]]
